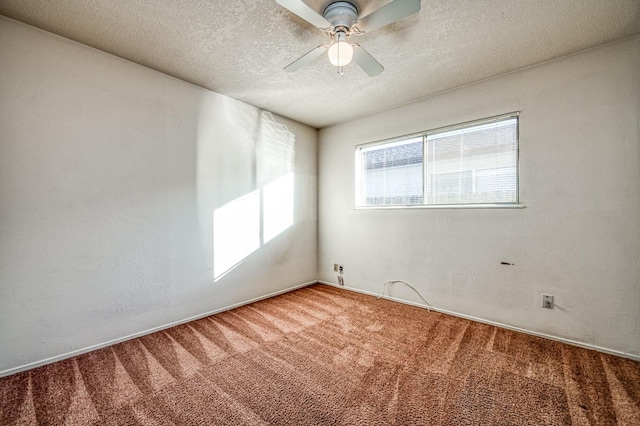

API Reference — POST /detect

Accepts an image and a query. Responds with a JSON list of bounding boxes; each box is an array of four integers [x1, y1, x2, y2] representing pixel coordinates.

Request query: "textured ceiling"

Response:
[[1, 0, 639, 128]]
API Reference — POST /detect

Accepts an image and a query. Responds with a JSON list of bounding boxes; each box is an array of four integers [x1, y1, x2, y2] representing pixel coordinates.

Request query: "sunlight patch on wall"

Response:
[[213, 190, 260, 280], [211, 112, 296, 280], [263, 172, 294, 244]]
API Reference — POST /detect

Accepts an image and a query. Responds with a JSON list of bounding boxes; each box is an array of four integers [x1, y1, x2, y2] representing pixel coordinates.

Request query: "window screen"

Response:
[[356, 114, 519, 207]]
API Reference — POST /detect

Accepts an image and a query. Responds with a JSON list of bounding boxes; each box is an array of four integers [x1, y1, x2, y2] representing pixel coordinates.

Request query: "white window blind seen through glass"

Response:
[[359, 137, 423, 206], [355, 114, 519, 208], [425, 118, 518, 205]]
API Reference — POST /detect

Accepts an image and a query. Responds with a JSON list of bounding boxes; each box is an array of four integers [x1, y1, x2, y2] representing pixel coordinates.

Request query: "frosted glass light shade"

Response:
[[327, 41, 353, 67]]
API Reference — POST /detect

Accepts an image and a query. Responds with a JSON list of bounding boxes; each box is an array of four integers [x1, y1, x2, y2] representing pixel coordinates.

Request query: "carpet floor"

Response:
[[1, 284, 639, 425]]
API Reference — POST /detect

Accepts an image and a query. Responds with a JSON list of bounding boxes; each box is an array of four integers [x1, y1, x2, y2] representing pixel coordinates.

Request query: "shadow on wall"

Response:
[[196, 98, 295, 281]]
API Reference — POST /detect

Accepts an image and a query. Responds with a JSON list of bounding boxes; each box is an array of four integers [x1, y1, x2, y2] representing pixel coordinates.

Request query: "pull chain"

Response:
[[335, 41, 344, 76]]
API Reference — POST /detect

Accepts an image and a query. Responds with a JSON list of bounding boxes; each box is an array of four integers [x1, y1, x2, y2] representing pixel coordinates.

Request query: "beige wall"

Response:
[[1, 15, 638, 375], [0, 17, 318, 374], [319, 37, 640, 358]]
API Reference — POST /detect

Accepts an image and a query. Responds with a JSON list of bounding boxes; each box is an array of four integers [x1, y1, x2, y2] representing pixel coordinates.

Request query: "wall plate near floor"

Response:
[[542, 294, 554, 309]]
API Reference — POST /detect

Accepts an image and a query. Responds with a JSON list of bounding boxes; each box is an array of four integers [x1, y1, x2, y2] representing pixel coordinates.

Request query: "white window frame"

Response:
[[354, 112, 523, 209]]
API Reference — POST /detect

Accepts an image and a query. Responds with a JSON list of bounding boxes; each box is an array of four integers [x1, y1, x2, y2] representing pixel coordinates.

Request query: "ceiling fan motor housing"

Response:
[[323, 2, 358, 30]]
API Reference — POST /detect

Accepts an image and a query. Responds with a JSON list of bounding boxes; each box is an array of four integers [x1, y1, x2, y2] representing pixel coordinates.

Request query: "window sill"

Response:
[[354, 203, 525, 210]]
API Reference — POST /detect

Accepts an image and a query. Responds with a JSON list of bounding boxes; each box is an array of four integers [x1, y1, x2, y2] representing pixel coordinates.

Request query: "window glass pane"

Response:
[[358, 137, 423, 206], [425, 118, 517, 205], [355, 114, 518, 208]]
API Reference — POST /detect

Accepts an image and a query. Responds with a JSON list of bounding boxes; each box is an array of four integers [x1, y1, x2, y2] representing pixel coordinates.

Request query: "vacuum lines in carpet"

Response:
[[1, 284, 639, 424]]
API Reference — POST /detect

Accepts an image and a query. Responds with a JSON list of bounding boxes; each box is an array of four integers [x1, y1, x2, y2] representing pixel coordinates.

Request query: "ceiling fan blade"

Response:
[[284, 45, 327, 72], [357, 0, 421, 32], [276, 0, 332, 29], [352, 45, 384, 77]]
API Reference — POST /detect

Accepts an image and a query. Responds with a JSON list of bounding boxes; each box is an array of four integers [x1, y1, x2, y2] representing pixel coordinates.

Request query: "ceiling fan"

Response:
[[277, 0, 421, 76]]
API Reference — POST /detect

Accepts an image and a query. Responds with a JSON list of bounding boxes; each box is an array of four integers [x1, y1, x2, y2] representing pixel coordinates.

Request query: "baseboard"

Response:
[[0, 280, 318, 378], [5, 278, 636, 377], [319, 280, 640, 362]]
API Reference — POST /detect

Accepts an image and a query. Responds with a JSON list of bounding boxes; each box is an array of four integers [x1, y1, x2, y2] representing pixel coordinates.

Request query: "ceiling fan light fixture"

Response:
[[327, 32, 353, 67], [278, 0, 420, 76]]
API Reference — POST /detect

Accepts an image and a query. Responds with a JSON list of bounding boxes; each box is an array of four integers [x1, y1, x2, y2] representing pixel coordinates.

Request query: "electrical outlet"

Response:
[[333, 263, 339, 272], [542, 294, 554, 309]]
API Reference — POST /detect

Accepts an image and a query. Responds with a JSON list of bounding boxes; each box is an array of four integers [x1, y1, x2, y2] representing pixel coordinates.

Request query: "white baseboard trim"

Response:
[[319, 281, 640, 362], [0, 280, 317, 378]]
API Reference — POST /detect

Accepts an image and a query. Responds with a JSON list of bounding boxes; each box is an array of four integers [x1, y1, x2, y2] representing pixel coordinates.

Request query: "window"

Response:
[[356, 113, 519, 208]]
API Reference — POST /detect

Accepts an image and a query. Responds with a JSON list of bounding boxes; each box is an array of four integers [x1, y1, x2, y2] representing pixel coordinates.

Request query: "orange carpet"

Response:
[[1, 284, 639, 425]]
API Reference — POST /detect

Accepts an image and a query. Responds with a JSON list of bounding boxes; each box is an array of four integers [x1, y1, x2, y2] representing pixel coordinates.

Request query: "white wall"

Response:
[[0, 17, 318, 374], [319, 37, 640, 358]]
